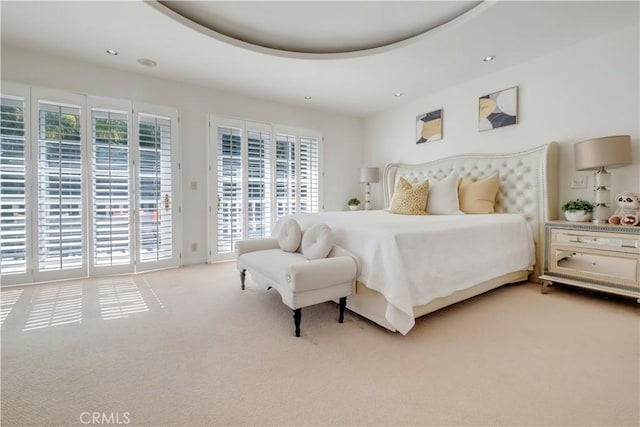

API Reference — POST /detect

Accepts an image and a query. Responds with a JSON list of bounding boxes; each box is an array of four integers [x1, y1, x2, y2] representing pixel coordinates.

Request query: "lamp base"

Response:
[[592, 204, 610, 223], [364, 182, 371, 211]]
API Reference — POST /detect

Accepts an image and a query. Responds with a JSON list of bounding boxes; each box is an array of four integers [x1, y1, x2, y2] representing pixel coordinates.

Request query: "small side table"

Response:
[[539, 220, 640, 302]]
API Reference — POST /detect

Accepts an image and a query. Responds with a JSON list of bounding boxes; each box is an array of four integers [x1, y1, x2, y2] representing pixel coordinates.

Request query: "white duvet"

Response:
[[276, 211, 535, 334]]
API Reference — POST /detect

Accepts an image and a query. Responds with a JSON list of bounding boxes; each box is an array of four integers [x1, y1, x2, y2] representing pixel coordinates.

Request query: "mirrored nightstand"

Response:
[[539, 221, 640, 302]]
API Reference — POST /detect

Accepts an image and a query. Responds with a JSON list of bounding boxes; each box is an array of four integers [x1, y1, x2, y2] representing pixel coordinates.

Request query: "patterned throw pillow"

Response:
[[389, 177, 429, 215]]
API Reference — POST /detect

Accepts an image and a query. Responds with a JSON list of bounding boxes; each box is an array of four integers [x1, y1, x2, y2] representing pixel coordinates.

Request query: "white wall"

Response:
[[363, 25, 640, 214], [1, 47, 364, 265]]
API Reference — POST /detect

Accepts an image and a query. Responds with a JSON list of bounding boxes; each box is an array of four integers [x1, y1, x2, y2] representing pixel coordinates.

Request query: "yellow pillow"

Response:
[[458, 172, 500, 214], [389, 177, 429, 215]]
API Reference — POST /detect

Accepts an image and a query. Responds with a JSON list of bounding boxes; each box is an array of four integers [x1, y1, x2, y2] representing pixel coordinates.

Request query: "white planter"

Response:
[[348, 205, 360, 211], [564, 210, 591, 222]]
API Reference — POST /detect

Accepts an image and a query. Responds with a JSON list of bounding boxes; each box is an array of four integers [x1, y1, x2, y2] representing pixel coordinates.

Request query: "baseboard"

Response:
[[182, 257, 208, 266]]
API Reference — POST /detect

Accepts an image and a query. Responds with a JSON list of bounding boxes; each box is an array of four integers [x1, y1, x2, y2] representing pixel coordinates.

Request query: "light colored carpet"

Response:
[[1, 262, 638, 426]]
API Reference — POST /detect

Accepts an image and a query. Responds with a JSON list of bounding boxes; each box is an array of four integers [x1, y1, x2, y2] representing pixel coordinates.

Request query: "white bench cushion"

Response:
[[239, 249, 305, 286]]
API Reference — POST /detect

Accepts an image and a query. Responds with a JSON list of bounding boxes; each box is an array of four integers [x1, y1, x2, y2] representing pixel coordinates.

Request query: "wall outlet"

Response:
[[190, 181, 198, 190], [191, 242, 198, 252], [571, 175, 587, 189]]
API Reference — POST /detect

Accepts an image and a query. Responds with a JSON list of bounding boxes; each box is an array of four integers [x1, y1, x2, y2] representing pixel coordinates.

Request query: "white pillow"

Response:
[[427, 171, 463, 215], [301, 224, 334, 260], [278, 219, 302, 252]]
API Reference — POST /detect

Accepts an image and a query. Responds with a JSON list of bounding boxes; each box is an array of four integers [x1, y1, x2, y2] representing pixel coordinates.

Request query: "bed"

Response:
[[278, 143, 559, 334]]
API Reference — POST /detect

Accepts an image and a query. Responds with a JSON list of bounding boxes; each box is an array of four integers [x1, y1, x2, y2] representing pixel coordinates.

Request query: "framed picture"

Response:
[[416, 109, 442, 144], [478, 86, 518, 131]]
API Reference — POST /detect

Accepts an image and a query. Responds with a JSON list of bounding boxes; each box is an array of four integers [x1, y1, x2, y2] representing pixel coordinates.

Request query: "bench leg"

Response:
[[240, 269, 246, 290], [339, 297, 347, 323], [293, 308, 301, 337]]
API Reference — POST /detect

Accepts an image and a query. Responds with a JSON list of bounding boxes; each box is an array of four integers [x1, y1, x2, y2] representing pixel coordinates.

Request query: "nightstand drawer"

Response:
[[549, 245, 639, 288], [551, 229, 639, 254]]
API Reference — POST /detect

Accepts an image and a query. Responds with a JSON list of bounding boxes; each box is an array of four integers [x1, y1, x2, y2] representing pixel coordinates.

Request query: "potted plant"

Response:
[[348, 198, 361, 211], [561, 198, 594, 222]]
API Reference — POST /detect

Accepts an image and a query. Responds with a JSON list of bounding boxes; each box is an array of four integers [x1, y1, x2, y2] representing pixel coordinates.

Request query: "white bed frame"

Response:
[[346, 143, 559, 332]]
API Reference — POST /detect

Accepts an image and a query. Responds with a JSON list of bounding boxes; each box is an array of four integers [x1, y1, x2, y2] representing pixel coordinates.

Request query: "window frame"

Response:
[[0, 82, 31, 286], [87, 96, 135, 277], [0, 84, 182, 287], [208, 116, 323, 263], [30, 87, 89, 284]]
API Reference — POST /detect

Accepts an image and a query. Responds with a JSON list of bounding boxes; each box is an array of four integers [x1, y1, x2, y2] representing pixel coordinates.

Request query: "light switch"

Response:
[[571, 176, 587, 189]]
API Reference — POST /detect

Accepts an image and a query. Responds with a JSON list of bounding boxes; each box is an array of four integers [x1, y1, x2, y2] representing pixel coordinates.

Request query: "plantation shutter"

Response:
[[137, 113, 174, 263], [275, 133, 296, 218], [91, 108, 131, 267], [0, 95, 27, 275], [246, 124, 272, 239], [210, 116, 322, 262], [299, 135, 320, 213], [216, 124, 243, 254], [37, 101, 83, 272]]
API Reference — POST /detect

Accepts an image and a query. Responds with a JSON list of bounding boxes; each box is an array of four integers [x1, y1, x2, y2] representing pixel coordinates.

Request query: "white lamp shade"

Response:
[[359, 167, 379, 183], [574, 135, 631, 171]]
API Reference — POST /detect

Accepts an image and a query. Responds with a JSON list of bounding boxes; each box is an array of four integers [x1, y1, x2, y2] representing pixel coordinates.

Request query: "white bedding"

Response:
[[275, 211, 535, 334]]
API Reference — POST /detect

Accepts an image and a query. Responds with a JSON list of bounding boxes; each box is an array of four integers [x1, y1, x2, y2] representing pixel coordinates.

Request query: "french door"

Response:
[[135, 105, 181, 272], [0, 85, 180, 286], [210, 117, 322, 262], [89, 99, 181, 275], [0, 83, 30, 285], [89, 97, 134, 276], [31, 88, 87, 283]]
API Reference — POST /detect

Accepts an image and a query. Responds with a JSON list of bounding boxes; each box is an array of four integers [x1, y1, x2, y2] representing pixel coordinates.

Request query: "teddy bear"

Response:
[[609, 191, 640, 226]]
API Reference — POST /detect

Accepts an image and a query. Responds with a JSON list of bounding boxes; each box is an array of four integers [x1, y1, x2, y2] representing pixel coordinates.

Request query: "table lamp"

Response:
[[574, 135, 631, 223], [359, 167, 379, 210]]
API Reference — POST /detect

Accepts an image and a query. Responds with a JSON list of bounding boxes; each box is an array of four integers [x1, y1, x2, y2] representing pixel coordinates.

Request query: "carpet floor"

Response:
[[1, 262, 638, 426]]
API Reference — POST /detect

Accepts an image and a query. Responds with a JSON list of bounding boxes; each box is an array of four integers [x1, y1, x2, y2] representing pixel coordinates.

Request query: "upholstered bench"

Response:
[[236, 223, 358, 337]]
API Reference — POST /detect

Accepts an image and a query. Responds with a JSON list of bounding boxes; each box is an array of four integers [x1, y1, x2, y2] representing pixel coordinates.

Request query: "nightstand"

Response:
[[539, 221, 640, 302]]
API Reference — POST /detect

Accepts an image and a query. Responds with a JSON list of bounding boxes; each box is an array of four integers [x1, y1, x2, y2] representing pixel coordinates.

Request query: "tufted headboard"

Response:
[[383, 143, 559, 280]]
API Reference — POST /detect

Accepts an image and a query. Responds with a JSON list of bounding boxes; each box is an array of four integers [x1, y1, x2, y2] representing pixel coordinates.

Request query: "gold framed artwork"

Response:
[[416, 109, 442, 144], [478, 86, 518, 131]]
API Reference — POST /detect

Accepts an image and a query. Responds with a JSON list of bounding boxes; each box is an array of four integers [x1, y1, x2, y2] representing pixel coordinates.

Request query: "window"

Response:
[[0, 85, 181, 286], [246, 127, 271, 239], [275, 133, 296, 218], [137, 113, 176, 264], [216, 123, 243, 254], [211, 117, 322, 261], [91, 108, 130, 267], [299, 136, 320, 213], [37, 100, 84, 272], [0, 94, 27, 276]]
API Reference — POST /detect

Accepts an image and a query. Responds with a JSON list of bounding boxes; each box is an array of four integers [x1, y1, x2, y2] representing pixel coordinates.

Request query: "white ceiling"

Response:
[[159, 1, 481, 53], [1, 1, 638, 118]]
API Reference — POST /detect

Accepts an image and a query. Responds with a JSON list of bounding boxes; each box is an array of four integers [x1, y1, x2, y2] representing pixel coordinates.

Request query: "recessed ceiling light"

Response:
[[394, 93, 403, 97], [483, 55, 496, 62], [106, 49, 118, 56], [137, 58, 157, 67], [304, 96, 312, 100]]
